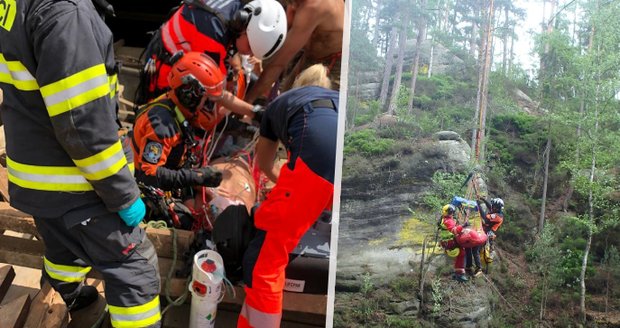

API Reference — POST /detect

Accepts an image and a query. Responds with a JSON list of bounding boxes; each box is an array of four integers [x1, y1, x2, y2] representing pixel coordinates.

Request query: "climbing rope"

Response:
[[162, 226, 191, 316], [480, 272, 527, 320]]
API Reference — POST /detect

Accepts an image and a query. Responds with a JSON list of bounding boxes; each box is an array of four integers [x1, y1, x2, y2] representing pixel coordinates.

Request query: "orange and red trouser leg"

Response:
[[445, 240, 466, 274], [238, 158, 333, 327], [238, 103, 337, 327]]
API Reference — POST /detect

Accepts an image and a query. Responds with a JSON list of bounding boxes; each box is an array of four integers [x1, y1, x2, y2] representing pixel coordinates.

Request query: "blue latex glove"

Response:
[[118, 198, 146, 227]]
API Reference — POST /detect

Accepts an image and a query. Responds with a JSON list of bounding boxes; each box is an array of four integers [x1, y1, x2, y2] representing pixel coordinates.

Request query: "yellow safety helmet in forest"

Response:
[[442, 204, 456, 216]]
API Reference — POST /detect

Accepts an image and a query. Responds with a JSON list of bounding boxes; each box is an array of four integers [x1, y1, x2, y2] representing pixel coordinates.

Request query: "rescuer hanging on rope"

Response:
[[439, 204, 468, 283], [477, 197, 505, 271]]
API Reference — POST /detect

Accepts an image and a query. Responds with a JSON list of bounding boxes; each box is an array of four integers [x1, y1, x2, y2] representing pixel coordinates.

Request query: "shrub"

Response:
[[344, 129, 394, 156]]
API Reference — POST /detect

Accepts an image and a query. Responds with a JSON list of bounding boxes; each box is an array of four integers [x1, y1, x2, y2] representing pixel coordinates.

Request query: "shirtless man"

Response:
[[244, 0, 344, 103]]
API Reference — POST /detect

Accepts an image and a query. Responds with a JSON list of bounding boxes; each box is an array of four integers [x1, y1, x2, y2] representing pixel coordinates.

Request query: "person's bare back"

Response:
[[244, 0, 344, 103], [291, 0, 343, 60]]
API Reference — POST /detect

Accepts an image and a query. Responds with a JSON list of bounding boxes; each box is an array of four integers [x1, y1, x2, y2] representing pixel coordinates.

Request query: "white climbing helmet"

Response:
[[244, 0, 287, 59]]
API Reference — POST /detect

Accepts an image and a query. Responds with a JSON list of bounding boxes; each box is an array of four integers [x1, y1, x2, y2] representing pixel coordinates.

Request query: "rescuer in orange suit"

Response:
[[439, 204, 468, 282], [238, 64, 338, 327], [130, 52, 266, 226], [137, 0, 287, 107], [477, 197, 505, 248]]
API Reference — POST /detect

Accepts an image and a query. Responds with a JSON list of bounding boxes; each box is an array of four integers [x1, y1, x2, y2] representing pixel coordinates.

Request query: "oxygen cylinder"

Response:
[[189, 250, 225, 328]]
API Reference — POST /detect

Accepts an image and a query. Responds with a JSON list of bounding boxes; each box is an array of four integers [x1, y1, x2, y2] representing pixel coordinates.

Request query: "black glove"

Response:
[[251, 104, 265, 125], [193, 167, 223, 187]]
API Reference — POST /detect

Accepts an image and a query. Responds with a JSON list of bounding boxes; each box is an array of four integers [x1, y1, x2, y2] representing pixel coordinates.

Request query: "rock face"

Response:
[[337, 132, 472, 278], [337, 130, 494, 327]]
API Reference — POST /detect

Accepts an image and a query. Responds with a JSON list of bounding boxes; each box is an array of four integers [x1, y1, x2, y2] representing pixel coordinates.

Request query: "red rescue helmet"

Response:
[[167, 51, 226, 129]]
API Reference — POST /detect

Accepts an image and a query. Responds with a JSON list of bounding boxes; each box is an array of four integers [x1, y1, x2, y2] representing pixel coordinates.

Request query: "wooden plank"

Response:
[[0, 204, 195, 258], [0, 265, 16, 303], [23, 283, 55, 328], [143, 227, 194, 259], [0, 204, 38, 237], [0, 294, 31, 328], [0, 166, 9, 202], [41, 289, 68, 328], [0, 235, 183, 279], [221, 286, 327, 317]]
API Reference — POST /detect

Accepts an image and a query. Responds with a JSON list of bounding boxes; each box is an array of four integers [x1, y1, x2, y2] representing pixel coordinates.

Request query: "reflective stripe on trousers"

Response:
[[43, 256, 91, 283], [109, 295, 161, 328]]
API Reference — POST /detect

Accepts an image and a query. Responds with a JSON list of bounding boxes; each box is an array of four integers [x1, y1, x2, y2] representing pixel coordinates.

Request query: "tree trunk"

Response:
[[407, 0, 428, 112], [539, 136, 551, 234], [472, 0, 495, 163], [387, 23, 408, 115], [539, 0, 557, 81], [428, 42, 434, 78], [509, 28, 515, 73], [539, 274, 547, 323], [580, 151, 595, 323], [371, 0, 381, 51], [379, 26, 398, 109], [502, 6, 509, 75]]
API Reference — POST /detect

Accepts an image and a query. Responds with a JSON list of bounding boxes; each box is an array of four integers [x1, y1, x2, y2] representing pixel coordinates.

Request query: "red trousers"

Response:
[[238, 158, 333, 327]]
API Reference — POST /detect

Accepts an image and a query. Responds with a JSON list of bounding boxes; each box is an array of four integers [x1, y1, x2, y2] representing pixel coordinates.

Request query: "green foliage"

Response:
[[422, 172, 469, 210], [389, 275, 418, 300], [430, 278, 443, 315], [360, 272, 374, 296], [385, 316, 420, 328], [347, 98, 382, 127], [344, 129, 395, 156]]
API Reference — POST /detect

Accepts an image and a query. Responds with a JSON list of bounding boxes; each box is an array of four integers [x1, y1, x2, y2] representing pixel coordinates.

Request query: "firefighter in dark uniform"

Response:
[[137, 0, 287, 105], [0, 0, 161, 327], [131, 52, 232, 226], [239, 64, 337, 327]]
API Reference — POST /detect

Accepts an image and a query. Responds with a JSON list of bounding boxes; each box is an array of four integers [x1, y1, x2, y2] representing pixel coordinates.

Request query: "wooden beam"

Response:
[[143, 227, 194, 259], [23, 283, 57, 328], [0, 265, 16, 303], [0, 166, 9, 202], [0, 235, 184, 279], [0, 294, 31, 328], [40, 289, 68, 328], [0, 204, 38, 237], [0, 204, 194, 258], [221, 286, 327, 316]]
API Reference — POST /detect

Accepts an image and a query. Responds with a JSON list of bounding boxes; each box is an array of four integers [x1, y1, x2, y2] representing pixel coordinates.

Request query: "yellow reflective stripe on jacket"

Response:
[[109, 296, 161, 328], [44, 257, 91, 283], [109, 74, 118, 98], [40, 64, 110, 117], [73, 141, 127, 181], [0, 54, 39, 91], [6, 157, 93, 191]]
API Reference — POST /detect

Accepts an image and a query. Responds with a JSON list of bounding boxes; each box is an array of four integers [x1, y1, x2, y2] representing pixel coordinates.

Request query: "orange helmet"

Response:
[[167, 52, 226, 129]]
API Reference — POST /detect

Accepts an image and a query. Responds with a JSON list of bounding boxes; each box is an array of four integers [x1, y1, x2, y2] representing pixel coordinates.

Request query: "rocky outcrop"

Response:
[[336, 130, 494, 327], [337, 132, 472, 278]]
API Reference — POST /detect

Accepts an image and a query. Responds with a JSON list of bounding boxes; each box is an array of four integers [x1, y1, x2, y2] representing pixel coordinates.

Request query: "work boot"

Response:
[[452, 273, 468, 283], [68, 285, 99, 312], [473, 267, 483, 277]]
